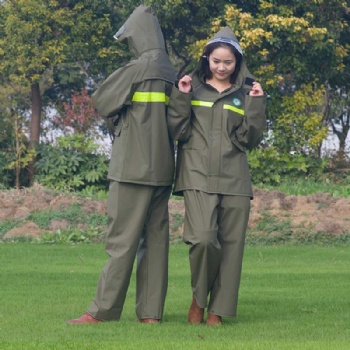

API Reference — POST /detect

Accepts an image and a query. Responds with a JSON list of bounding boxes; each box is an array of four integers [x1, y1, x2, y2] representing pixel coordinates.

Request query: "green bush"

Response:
[[1, 201, 108, 243], [258, 176, 350, 197], [26, 202, 86, 229], [248, 146, 328, 185], [35, 134, 109, 192], [38, 227, 105, 244], [26, 202, 107, 229], [246, 211, 350, 245], [0, 220, 20, 238]]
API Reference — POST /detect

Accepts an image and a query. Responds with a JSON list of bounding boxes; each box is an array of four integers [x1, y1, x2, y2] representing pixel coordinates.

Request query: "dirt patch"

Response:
[[1, 185, 349, 238], [249, 189, 350, 235], [4, 221, 45, 238]]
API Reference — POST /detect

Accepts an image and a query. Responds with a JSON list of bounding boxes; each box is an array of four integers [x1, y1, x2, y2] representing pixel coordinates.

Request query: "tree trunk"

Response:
[[338, 137, 346, 161], [14, 114, 21, 190], [332, 110, 350, 162], [28, 82, 41, 186], [319, 87, 331, 158]]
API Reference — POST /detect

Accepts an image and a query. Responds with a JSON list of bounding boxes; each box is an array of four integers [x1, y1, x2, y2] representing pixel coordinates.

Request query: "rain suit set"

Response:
[[87, 5, 177, 321], [168, 27, 267, 317]]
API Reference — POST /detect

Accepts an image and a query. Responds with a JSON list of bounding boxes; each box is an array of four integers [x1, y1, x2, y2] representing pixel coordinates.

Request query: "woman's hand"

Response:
[[249, 82, 264, 96], [178, 75, 192, 93]]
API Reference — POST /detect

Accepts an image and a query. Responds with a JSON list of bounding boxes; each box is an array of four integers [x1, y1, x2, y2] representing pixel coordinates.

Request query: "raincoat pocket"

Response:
[[230, 133, 246, 153]]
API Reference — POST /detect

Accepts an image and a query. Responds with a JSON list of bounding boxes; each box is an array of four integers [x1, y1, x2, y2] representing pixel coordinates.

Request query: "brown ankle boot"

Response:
[[138, 318, 160, 323], [66, 312, 101, 325], [206, 313, 222, 326], [188, 296, 204, 324]]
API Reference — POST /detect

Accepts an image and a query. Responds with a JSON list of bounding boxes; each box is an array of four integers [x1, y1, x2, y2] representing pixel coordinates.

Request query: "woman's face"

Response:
[[208, 46, 236, 83]]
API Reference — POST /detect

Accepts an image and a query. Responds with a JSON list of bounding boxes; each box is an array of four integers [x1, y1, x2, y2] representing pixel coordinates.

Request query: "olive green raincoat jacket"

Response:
[[168, 27, 267, 197], [92, 5, 177, 186]]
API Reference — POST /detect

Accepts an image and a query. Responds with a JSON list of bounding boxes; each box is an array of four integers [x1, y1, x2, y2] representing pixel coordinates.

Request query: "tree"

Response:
[[326, 87, 350, 160], [0, 101, 16, 189], [0, 84, 34, 189], [200, 0, 349, 156], [53, 88, 99, 135], [140, 0, 231, 76], [0, 0, 123, 185]]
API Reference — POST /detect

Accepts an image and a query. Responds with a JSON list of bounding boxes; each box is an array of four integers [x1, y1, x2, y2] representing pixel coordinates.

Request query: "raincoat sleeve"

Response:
[[167, 85, 192, 141], [92, 62, 138, 119], [232, 94, 267, 150]]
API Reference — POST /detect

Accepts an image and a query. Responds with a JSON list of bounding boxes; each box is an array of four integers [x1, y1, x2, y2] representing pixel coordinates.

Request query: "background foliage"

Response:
[[35, 134, 109, 192], [0, 0, 349, 190]]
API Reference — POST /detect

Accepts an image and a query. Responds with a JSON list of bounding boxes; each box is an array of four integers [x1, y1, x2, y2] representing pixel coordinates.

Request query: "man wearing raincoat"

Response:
[[168, 26, 267, 325], [67, 5, 176, 324]]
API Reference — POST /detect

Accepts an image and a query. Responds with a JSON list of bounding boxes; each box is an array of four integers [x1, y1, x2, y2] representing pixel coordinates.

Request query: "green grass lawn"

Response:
[[1, 243, 349, 349]]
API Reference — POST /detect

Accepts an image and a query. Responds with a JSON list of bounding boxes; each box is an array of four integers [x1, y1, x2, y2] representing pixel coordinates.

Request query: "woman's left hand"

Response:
[[249, 82, 264, 96]]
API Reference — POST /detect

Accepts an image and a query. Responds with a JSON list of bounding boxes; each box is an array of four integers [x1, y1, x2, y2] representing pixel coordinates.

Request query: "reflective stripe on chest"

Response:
[[132, 92, 169, 105], [191, 100, 244, 115]]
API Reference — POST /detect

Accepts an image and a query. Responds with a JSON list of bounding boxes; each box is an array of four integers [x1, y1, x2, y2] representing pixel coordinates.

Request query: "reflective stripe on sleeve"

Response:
[[132, 92, 169, 105]]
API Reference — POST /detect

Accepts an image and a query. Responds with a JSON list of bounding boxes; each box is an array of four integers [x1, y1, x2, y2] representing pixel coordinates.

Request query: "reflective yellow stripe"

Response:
[[191, 100, 214, 107], [132, 92, 169, 105], [223, 104, 245, 115], [192, 100, 245, 115]]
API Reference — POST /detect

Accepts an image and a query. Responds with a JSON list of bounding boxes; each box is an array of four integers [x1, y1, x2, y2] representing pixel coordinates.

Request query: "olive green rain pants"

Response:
[[87, 181, 171, 321], [183, 190, 251, 317]]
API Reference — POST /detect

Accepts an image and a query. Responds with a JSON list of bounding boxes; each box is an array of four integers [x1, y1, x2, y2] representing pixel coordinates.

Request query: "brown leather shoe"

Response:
[[139, 318, 160, 323], [188, 297, 204, 324], [66, 312, 101, 324], [206, 313, 222, 326]]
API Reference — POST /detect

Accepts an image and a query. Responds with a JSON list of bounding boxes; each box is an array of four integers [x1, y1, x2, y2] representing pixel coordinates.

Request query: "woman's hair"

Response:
[[200, 42, 242, 84]]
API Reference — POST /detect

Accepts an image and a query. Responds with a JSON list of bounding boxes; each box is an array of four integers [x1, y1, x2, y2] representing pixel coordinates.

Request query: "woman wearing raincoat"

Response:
[[168, 26, 267, 325]]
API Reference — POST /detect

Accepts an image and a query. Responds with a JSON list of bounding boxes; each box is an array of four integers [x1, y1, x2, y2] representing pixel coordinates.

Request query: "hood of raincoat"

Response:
[[114, 5, 166, 58], [194, 26, 255, 90]]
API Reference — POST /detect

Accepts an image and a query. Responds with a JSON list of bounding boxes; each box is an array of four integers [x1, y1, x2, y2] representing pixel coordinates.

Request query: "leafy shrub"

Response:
[[35, 134, 109, 191], [259, 176, 350, 197], [38, 227, 105, 244], [26, 202, 107, 229], [79, 186, 108, 200], [246, 228, 350, 245], [0, 220, 20, 238], [26, 202, 86, 229], [246, 211, 350, 245], [248, 146, 328, 185]]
